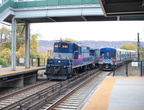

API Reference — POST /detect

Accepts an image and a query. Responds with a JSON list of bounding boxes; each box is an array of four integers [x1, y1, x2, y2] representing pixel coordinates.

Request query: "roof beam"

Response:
[[98, 0, 107, 16], [105, 2, 141, 6], [142, 0, 144, 6], [99, 0, 144, 16], [81, 16, 87, 21], [47, 17, 56, 22]]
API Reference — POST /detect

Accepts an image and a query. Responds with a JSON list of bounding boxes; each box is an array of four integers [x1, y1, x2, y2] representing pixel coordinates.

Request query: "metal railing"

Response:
[[31, 58, 46, 67], [16, 58, 47, 67], [113, 60, 144, 77]]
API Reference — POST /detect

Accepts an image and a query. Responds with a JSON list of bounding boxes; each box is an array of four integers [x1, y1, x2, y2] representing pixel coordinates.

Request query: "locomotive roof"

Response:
[[55, 41, 75, 44], [54, 41, 88, 47]]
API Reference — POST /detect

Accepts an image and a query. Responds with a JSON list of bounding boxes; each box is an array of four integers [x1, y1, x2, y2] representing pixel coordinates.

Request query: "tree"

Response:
[[17, 47, 25, 58], [39, 52, 47, 59], [140, 47, 144, 59], [63, 38, 76, 42], [0, 39, 11, 51], [0, 24, 41, 66], [16, 23, 26, 50], [16, 23, 26, 38], [0, 26, 11, 43], [0, 24, 25, 51], [16, 33, 40, 59], [120, 43, 137, 50], [30, 33, 40, 58], [0, 48, 11, 65], [0, 58, 7, 67]]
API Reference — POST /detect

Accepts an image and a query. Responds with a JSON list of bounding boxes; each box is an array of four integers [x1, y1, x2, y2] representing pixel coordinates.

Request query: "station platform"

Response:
[[0, 66, 45, 87], [0, 66, 45, 77], [84, 76, 144, 110]]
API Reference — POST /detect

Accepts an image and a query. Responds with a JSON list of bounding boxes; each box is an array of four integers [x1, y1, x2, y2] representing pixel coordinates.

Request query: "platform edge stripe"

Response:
[[84, 77, 117, 110]]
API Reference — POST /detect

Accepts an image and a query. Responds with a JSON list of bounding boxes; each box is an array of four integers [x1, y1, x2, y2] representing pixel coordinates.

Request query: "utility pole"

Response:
[[137, 33, 140, 62]]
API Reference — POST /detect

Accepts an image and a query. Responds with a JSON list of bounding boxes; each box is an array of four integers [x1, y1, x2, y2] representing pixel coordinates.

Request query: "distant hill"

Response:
[[38, 40, 144, 52]]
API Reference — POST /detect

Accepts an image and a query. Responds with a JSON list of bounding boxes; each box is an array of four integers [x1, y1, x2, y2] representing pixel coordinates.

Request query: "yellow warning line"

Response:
[[84, 77, 116, 110], [0, 67, 45, 76]]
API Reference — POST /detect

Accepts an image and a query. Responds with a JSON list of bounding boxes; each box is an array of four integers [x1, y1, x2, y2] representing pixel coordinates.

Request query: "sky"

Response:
[[30, 21, 144, 41], [1, 1, 144, 41], [1, 21, 144, 41]]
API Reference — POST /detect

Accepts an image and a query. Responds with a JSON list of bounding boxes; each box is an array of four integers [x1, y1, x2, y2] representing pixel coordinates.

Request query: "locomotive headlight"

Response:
[[58, 60, 61, 63]]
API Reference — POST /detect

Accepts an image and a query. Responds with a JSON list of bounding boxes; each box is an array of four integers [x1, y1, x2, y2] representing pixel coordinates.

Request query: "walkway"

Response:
[[84, 77, 144, 110]]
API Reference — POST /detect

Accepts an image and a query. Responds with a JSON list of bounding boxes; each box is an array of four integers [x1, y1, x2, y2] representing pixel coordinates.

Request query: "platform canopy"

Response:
[[99, 0, 144, 20], [1, 0, 144, 23]]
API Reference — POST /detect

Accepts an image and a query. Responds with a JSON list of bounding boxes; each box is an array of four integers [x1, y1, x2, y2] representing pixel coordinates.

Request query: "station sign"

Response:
[[131, 62, 138, 67]]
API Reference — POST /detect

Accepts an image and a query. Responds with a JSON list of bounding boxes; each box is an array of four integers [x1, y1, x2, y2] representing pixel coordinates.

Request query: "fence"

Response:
[[17, 58, 47, 67], [31, 58, 46, 67], [113, 60, 144, 77]]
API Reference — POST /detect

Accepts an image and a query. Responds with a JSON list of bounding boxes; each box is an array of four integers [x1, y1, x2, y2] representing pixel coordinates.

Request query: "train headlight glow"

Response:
[[58, 61, 61, 63]]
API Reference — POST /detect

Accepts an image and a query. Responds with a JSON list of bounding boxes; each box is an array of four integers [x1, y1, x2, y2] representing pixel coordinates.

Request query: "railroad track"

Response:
[[39, 71, 112, 110], [0, 69, 110, 110], [113, 64, 127, 76], [0, 80, 58, 110]]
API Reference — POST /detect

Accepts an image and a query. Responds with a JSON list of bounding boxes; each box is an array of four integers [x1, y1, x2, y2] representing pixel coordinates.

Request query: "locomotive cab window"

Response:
[[62, 45, 68, 48], [54, 44, 58, 48]]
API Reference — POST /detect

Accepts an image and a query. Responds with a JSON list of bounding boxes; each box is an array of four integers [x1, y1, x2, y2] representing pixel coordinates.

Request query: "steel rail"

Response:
[[49, 71, 113, 110], [0, 80, 48, 100], [26, 69, 100, 110], [41, 70, 103, 110], [0, 69, 100, 110], [0, 80, 59, 110]]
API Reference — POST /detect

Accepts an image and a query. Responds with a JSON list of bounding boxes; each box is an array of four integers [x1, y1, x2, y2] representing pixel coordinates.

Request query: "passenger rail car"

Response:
[[98, 47, 137, 70], [44, 41, 98, 80]]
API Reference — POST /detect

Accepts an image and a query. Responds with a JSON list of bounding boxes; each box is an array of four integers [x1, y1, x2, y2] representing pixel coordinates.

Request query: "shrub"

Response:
[[0, 58, 7, 67]]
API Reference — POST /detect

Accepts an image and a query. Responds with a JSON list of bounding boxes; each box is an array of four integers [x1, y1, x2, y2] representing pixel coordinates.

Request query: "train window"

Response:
[[106, 52, 110, 57], [54, 44, 58, 48], [112, 52, 116, 57], [121, 52, 125, 59], [62, 45, 68, 48]]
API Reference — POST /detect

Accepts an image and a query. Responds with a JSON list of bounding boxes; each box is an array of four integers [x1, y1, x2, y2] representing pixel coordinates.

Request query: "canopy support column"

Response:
[[25, 23, 30, 68], [11, 17, 16, 71]]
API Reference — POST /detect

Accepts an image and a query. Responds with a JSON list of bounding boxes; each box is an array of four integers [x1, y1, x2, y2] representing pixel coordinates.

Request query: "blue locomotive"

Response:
[[45, 41, 99, 80], [98, 47, 137, 70]]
